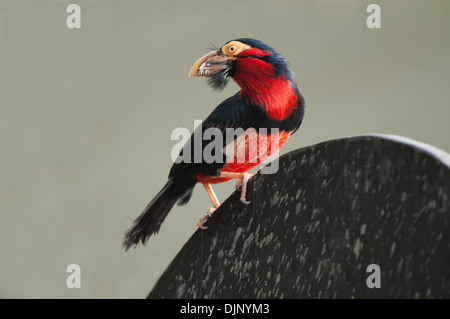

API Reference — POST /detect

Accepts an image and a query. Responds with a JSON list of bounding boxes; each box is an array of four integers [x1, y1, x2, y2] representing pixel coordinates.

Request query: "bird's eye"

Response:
[[221, 41, 251, 56]]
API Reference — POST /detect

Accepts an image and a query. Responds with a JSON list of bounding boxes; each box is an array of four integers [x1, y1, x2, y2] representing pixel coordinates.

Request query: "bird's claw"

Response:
[[197, 222, 208, 230], [197, 207, 216, 230], [237, 172, 256, 205], [197, 215, 208, 229]]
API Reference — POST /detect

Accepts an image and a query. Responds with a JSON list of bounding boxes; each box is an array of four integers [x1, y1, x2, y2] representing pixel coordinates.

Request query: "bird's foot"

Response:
[[197, 207, 216, 229], [238, 172, 256, 205], [235, 172, 256, 190]]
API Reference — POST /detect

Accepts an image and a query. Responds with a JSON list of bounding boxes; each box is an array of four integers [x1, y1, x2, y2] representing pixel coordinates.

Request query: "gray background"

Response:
[[0, 0, 449, 298]]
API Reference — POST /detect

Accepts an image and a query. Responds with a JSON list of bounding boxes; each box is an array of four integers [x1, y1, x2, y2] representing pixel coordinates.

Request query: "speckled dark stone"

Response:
[[148, 135, 450, 299]]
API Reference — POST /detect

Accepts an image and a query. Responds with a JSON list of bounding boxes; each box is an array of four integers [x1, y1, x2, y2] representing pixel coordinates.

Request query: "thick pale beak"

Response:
[[188, 51, 230, 77]]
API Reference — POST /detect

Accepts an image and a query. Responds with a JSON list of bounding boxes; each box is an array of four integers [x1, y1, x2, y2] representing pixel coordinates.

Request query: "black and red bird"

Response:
[[123, 38, 305, 250]]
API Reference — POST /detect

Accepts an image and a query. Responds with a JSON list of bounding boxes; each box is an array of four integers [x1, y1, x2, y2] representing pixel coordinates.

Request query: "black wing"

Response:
[[168, 92, 256, 179]]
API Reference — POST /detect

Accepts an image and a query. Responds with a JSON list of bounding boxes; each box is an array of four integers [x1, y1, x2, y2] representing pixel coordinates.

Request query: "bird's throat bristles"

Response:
[[206, 64, 232, 91]]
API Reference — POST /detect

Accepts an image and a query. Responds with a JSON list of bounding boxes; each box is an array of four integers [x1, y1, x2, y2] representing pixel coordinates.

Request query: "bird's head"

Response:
[[188, 38, 294, 91], [189, 38, 300, 121]]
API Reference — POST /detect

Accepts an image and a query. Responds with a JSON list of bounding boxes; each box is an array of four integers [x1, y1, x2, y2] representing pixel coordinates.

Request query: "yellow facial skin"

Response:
[[188, 41, 251, 77]]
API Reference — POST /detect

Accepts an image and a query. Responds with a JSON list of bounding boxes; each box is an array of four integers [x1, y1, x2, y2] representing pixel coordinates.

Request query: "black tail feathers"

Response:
[[123, 178, 180, 250]]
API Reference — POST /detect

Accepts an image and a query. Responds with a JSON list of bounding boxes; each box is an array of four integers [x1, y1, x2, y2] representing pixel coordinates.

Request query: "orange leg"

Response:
[[197, 183, 221, 229], [204, 183, 220, 208], [197, 172, 256, 230]]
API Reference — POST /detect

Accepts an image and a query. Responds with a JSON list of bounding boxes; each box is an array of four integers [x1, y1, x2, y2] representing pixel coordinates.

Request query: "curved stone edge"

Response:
[[356, 134, 450, 168]]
